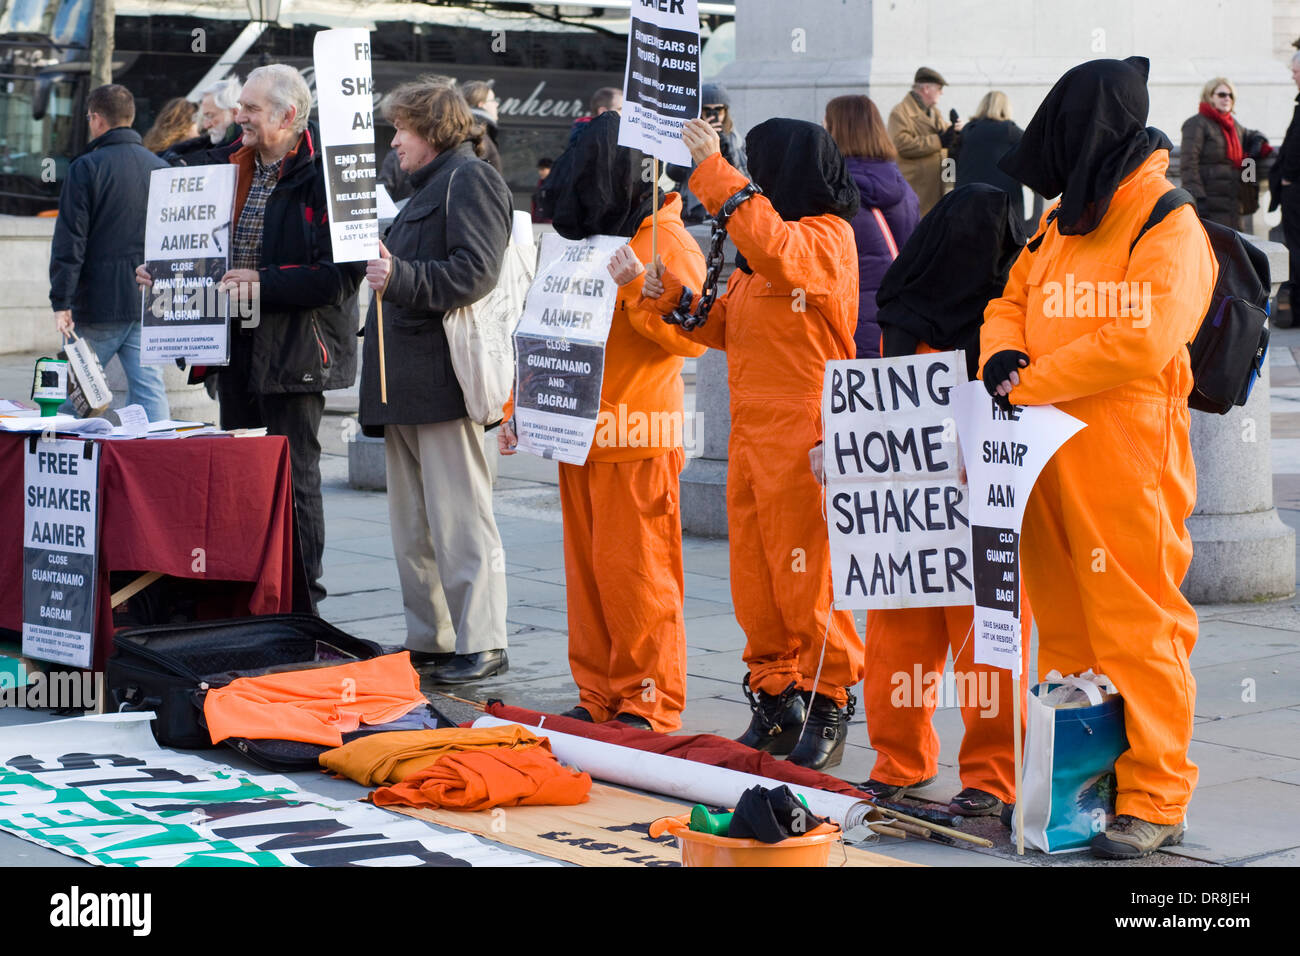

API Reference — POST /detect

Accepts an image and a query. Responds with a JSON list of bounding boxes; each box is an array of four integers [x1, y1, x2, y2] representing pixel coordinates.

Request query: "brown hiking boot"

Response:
[[1090, 814, 1185, 859]]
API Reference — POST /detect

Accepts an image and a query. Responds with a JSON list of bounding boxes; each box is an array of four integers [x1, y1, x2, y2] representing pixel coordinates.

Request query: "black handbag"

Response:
[[107, 615, 450, 771]]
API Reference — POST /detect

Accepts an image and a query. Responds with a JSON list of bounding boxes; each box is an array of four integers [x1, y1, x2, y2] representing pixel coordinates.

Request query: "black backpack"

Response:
[[1130, 187, 1271, 414]]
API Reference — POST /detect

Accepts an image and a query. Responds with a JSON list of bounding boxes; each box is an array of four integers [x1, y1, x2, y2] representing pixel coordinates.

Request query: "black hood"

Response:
[[876, 184, 1026, 380], [551, 111, 654, 240], [998, 56, 1166, 236], [744, 118, 860, 223]]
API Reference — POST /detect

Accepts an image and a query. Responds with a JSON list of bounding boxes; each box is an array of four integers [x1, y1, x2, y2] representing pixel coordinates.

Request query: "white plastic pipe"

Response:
[[472, 715, 873, 829]]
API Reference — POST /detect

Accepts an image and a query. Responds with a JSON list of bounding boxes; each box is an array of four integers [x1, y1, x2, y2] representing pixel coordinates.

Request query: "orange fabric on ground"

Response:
[[559, 194, 704, 732], [203, 652, 426, 748], [642, 152, 864, 705], [371, 743, 592, 811], [862, 600, 1033, 804], [979, 149, 1217, 824], [319, 724, 544, 785]]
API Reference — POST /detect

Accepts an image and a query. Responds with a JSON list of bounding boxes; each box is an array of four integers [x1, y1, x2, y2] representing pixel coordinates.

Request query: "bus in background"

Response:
[[0, 0, 735, 215]]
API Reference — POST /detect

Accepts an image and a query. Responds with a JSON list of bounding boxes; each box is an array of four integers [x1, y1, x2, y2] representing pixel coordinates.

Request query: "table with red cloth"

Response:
[[1, 433, 298, 668]]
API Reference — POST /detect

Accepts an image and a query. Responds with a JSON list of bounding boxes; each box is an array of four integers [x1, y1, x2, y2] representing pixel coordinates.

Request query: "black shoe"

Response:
[[1000, 802, 1015, 829], [428, 649, 509, 685], [949, 787, 1004, 817], [736, 675, 807, 755], [407, 650, 455, 669], [560, 706, 594, 722], [786, 691, 855, 772], [855, 774, 938, 802], [613, 712, 653, 731]]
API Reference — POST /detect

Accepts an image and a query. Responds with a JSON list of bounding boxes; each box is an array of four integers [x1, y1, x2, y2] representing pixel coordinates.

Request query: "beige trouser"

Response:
[[385, 418, 507, 654]]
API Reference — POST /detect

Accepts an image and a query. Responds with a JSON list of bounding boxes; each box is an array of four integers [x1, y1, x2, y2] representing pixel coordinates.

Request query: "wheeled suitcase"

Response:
[[107, 614, 452, 771]]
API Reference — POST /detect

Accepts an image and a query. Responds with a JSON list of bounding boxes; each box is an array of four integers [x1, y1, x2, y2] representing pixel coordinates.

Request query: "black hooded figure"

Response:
[[551, 111, 655, 241], [876, 184, 1026, 381]]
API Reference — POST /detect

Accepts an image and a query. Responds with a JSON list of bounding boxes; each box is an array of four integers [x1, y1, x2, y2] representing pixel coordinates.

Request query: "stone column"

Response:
[[1182, 238, 1296, 601]]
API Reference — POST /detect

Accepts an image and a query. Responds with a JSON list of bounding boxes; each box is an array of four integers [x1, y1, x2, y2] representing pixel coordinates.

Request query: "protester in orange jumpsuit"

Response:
[[500, 112, 705, 731], [641, 117, 864, 770], [980, 57, 1217, 858], [857, 184, 1031, 816]]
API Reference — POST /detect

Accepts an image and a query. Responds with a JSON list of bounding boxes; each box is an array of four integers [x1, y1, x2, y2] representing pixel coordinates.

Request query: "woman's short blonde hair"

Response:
[[381, 75, 479, 153], [973, 90, 1012, 122], [1201, 76, 1236, 109]]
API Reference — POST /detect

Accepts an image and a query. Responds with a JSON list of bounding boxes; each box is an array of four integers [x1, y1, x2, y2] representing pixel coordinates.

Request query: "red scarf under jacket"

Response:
[[1199, 101, 1244, 166]]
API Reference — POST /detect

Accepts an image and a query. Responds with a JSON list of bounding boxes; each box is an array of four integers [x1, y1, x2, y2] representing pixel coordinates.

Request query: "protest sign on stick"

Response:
[[512, 233, 624, 465], [822, 352, 971, 610], [951, 379, 1085, 853], [140, 165, 236, 365], [313, 28, 382, 397]]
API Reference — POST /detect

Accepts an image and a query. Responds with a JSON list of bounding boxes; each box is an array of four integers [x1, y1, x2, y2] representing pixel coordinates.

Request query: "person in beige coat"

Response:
[[888, 67, 961, 215]]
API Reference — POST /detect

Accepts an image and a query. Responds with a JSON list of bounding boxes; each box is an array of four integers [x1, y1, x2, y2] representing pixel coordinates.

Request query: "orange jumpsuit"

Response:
[[979, 149, 1217, 824], [645, 153, 864, 707], [862, 347, 1033, 803], [559, 192, 706, 731]]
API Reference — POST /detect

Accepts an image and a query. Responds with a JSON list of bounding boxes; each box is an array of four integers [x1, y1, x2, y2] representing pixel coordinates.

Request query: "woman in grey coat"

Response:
[[359, 78, 513, 685]]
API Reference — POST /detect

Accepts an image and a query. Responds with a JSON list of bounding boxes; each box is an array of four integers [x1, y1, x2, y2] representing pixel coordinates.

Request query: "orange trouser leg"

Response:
[[731, 407, 863, 707], [1023, 396, 1198, 824], [862, 605, 951, 786], [559, 462, 614, 722], [559, 452, 688, 731]]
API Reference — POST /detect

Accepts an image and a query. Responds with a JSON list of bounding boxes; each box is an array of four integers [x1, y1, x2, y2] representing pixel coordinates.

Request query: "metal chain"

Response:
[[663, 182, 761, 331]]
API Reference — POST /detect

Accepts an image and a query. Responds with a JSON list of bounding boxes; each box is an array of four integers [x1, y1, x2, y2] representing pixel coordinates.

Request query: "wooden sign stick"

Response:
[[376, 290, 388, 404]]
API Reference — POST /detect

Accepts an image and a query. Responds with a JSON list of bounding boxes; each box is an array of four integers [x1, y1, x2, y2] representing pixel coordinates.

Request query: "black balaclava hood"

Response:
[[735, 118, 859, 272], [551, 111, 654, 240], [998, 56, 1166, 237], [875, 184, 1027, 381]]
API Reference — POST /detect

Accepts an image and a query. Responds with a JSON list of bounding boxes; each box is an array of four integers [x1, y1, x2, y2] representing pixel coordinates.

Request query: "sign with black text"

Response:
[[952, 380, 1085, 675], [822, 353, 971, 609], [22, 439, 99, 668], [140, 164, 236, 365], [513, 233, 624, 465], [618, 0, 700, 166], [314, 28, 380, 262]]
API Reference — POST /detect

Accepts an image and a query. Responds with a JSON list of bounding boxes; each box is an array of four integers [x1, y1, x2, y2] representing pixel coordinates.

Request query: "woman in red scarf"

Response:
[[1180, 77, 1271, 230]]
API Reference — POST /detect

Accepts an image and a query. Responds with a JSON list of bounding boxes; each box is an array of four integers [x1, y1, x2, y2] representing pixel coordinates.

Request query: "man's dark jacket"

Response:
[[187, 123, 363, 394], [358, 141, 511, 434], [1269, 92, 1300, 212], [50, 127, 167, 324], [161, 123, 240, 165]]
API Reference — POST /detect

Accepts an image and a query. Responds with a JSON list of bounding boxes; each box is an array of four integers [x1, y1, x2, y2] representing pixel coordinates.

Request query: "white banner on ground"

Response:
[[140, 164, 236, 364], [951, 381, 1085, 675], [822, 353, 971, 609], [617, 0, 700, 166], [512, 232, 624, 465], [0, 714, 553, 867], [313, 28, 380, 262], [22, 438, 98, 668]]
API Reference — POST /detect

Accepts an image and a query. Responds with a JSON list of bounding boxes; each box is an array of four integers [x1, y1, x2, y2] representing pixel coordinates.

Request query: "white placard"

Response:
[[512, 232, 624, 465], [22, 438, 99, 668], [313, 28, 379, 262], [951, 380, 1086, 675], [617, 0, 701, 166], [823, 353, 972, 609]]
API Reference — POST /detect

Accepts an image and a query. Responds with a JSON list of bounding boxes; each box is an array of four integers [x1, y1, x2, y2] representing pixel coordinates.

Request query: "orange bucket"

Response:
[[649, 813, 843, 867]]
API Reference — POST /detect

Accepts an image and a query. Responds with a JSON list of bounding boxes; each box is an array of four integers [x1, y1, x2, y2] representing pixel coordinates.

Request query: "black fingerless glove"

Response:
[[880, 325, 920, 358], [938, 126, 957, 149], [981, 350, 1029, 411]]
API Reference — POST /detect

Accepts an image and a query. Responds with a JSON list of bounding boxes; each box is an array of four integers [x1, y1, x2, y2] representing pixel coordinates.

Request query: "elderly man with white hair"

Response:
[[139, 64, 363, 611], [164, 76, 243, 162]]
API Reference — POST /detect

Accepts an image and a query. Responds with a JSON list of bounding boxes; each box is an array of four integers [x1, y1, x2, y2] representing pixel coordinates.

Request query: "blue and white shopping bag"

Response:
[[1015, 670, 1128, 853]]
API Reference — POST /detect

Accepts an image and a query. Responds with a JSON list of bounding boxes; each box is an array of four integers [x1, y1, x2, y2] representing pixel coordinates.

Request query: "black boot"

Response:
[[786, 691, 854, 771], [736, 675, 807, 755]]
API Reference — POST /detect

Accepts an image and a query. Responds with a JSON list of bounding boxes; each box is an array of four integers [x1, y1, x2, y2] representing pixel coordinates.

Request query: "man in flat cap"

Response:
[[888, 67, 962, 214]]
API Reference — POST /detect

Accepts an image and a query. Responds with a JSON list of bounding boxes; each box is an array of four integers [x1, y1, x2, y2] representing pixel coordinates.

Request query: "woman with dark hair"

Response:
[[824, 94, 919, 358], [359, 78, 514, 686], [143, 97, 198, 154], [499, 111, 706, 731], [858, 184, 1031, 816], [1180, 77, 1271, 230], [641, 117, 864, 771]]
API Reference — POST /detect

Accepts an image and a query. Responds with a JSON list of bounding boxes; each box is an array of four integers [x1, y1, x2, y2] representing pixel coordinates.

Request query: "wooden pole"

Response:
[[651, 157, 659, 265], [376, 290, 387, 404], [1013, 650, 1025, 855]]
